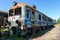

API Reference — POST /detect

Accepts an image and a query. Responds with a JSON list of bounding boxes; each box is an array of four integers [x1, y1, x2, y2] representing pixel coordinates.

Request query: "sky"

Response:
[[0, 0, 60, 20]]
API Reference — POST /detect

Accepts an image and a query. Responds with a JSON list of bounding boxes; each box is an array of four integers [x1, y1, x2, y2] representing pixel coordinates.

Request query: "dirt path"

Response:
[[30, 24, 60, 40]]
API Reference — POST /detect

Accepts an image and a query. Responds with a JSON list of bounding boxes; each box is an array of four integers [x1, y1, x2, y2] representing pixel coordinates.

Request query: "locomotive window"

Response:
[[32, 11, 35, 19], [42, 15, 44, 20], [26, 10, 30, 18], [48, 18, 52, 22], [9, 10, 13, 16], [44, 16, 46, 21], [39, 14, 41, 20], [42, 15, 46, 21], [15, 7, 21, 15], [26, 13, 29, 18], [32, 11, 35, 15]]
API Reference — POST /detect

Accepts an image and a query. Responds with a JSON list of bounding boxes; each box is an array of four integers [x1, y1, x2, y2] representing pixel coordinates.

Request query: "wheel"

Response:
[[41, 26, 46, 30], [43, 26, 46, 30]]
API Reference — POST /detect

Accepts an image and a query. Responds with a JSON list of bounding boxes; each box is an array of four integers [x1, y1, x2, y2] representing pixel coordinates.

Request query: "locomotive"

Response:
[[8, 2, 54, 36]]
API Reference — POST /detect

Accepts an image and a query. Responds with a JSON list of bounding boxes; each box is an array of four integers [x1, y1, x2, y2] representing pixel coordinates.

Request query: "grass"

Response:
[[0, 27, 23, 40], [0, 26, 55, 40], [1, 34, 23, 40], [0, 27, 9, 32], [0, 29, 1, 32]]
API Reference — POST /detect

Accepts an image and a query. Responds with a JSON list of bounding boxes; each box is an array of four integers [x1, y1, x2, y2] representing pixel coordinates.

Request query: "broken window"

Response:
[[26, 13, 29, 18], [48, 18, 52, 22], [9, 7, 21, 16], [15, 7, 21, 15], [26, 10, 30, 18], [32, 11, 35, 19], [9, 9, 13, 16], [39, 14, 41, 20], [32, 11, 34, 15], [42, 15, 46, 21]]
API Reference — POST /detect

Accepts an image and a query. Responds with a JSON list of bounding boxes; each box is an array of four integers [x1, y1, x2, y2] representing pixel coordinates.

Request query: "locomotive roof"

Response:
[[10, 3, 44, 15], [10, 3, 36, 11], [10, 2, 53, 20]]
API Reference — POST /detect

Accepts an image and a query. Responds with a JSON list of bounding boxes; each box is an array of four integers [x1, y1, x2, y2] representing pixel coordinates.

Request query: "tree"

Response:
[[57, 17, 60, 23]]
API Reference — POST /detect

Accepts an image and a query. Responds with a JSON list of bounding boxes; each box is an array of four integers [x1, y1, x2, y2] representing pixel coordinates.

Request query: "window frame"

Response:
[[39, 14, 41, 20]]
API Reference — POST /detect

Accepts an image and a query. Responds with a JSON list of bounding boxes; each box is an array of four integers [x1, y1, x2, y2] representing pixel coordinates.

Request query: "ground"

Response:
[[30, 24, 60, 40]]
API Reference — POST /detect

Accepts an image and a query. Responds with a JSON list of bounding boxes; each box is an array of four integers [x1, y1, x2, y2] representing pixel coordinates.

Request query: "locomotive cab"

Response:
[[8, 7, 21, 27], [8, 3, 29, 36]]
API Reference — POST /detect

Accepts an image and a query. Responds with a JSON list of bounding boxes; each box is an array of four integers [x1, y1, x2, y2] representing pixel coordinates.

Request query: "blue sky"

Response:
[[0, 0, 60, 20]]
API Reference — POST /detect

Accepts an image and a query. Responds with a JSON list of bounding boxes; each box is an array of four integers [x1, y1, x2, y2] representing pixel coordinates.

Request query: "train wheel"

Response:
[[43, 26, 46, 30], [41, 26, 46, 30], [21, 30, 26, 37]]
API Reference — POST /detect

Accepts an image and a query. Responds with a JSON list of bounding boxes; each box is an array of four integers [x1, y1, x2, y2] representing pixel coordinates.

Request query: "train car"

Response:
[[0, 10, 8, 27], [8, 2, 54, 36]]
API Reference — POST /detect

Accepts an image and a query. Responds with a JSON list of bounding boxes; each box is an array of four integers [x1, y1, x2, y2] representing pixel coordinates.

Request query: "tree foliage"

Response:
[[57, 17, 60, 23]]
